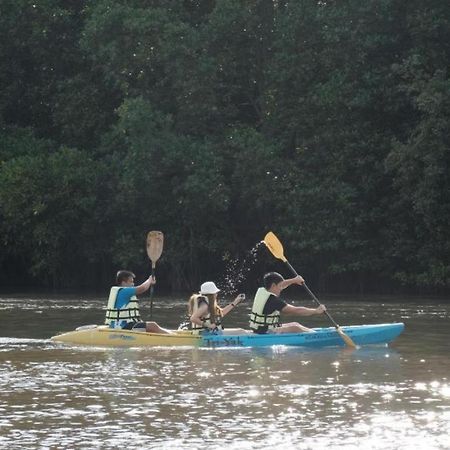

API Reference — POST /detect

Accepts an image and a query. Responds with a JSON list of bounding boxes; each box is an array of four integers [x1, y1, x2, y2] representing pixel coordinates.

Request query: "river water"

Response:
[[0, 293, 449, 449]]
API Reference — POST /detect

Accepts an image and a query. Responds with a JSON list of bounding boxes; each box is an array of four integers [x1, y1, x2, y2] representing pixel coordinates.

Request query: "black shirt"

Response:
[[263, 295, 287, 315]]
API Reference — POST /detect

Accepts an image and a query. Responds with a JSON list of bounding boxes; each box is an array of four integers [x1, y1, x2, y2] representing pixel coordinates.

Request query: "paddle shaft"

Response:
[[284, 261, 341, 329], [149, 265, 155, 319]]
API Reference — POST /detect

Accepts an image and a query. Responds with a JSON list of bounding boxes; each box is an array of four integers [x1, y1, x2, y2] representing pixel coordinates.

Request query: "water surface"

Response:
[[0, 294, 449, 449]]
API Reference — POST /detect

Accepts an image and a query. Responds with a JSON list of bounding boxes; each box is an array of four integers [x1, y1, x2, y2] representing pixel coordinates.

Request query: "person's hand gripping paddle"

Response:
[[146, 231, 164, 320], [263, 231, 357, 348]]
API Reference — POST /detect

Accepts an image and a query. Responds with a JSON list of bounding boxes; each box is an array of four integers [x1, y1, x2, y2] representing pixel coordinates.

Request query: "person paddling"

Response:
[[105, 270, 171, 334], [189, 281, 245, 333], [249, 272, 326, 334]]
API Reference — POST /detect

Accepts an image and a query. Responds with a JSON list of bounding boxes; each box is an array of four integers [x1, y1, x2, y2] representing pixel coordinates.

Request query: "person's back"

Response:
[[188, 282, 245, 333], [104, 270, 172, 334], [250, 272, 326, 334], [188, 293, 216, 332], [105, 270, 141, 329], [249, 285, 284, 333]]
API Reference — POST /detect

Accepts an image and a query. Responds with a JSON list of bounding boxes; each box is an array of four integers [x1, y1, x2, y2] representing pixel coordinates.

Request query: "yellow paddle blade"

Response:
[[263, 231, 287, 262], [146, 231, 164, 268], [336, 326, 358, 348]]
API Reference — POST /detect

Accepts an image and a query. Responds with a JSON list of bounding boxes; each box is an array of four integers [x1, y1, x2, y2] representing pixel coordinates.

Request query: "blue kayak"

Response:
[[200, 323, 405, 348]]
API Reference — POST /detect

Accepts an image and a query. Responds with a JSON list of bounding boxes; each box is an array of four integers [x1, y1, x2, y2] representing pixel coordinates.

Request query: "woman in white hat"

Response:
[[188, 281, 245, 332]]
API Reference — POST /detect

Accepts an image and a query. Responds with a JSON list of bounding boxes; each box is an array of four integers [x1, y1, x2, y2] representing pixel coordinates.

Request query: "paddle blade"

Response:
[[336, 326, 357, 348], [146, 231, 164, 268], [263, 231, 287, 262]]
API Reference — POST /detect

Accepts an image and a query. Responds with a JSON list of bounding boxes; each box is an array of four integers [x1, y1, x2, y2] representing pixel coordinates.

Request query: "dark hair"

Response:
[[263, 272, 284, 289], [116, 270, 135, 284]]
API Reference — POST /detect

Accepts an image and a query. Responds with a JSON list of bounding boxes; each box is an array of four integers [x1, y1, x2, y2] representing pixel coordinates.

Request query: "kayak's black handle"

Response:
[[284, 260, 341, 329]]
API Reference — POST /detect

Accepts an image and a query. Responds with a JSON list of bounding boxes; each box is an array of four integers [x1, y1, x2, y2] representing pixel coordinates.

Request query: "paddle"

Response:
[[146, 231, 164, 319], [262, 231, 357, 348]]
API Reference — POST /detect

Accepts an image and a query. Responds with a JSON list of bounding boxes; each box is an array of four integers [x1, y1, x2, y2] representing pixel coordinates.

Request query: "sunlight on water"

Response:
[[1, 344, 449, 449], [0, 296, 449, 449]]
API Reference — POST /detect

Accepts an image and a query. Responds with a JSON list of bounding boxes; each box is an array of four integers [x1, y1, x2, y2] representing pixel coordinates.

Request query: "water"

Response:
[[218, 242, 264, 295], [0, 294, 449, 449]]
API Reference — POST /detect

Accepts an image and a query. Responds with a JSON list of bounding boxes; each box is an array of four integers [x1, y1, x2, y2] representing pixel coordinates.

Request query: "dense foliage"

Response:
[[1, 0, 449, 293]]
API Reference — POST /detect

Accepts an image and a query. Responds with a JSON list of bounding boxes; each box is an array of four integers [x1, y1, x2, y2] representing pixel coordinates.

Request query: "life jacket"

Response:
[[104, 286, 142, 328], [249, 287, 281, 331], [190, 296, 222, 333]]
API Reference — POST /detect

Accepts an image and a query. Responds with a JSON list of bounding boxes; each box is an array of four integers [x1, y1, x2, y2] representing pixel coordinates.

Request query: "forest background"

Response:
[[1, 0, 449, 295]]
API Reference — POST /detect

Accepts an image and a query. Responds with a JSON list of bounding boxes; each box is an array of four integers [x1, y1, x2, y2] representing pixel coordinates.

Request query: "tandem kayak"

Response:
[[51, 322, 404, 348]]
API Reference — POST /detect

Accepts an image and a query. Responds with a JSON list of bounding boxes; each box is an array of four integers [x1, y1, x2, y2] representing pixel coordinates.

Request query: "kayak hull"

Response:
[[202, 323, 404, 348], [51, 326, 201, 347], [51, 323, 404, 348]]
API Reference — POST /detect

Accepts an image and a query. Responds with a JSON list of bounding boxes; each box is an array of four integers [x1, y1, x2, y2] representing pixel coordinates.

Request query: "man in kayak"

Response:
[[249, 272, 326, 334], [104, 270, 171, 334]]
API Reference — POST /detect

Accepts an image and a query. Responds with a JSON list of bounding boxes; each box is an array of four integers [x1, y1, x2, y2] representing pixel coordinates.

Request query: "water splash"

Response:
[[217, 242, 264, 297]]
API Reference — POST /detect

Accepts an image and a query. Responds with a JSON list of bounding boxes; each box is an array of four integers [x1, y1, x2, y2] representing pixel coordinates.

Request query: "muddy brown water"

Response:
[[0, 294, 449, 449]]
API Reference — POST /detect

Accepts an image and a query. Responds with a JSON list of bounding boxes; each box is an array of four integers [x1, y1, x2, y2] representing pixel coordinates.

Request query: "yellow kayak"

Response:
[[51, 325, 201, 347]]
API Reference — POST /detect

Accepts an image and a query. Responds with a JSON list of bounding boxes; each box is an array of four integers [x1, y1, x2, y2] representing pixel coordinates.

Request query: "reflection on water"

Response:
[[0, 295, 449, 449]]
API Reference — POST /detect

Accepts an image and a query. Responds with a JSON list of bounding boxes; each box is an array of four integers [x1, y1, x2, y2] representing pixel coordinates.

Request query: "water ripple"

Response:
[[0, 296, 449, 449]]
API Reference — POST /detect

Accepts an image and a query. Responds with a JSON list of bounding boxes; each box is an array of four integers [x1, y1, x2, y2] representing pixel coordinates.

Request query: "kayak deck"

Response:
[[51, 325, 201, 347], [51, 323, 404, 348]]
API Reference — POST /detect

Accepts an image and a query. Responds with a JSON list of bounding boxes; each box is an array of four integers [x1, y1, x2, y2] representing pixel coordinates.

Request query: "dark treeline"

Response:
[[1, 0, 449, 295]]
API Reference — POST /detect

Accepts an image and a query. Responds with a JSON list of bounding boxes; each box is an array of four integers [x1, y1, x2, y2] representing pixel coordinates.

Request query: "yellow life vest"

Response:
[[190, 296, 222, 333], [249, 287, 281, 331], [104, 286, 142, 328]]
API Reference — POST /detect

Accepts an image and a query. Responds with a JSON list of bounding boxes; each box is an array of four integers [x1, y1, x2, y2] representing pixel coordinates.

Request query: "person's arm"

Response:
[[221, 294, 245, 317], [190, 297, 214, 328], [189, 303, 209, 327], [281, 303, 326, 316], [135, 275, 156, 295], [279, 275, 304, 291]]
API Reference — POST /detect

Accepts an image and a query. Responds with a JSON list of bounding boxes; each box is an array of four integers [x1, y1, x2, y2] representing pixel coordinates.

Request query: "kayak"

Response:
[[51, 322, 404, 348]]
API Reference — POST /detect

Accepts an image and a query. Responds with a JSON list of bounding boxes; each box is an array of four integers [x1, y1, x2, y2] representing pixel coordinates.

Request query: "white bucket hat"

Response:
[[200, 281, 220, 295]]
